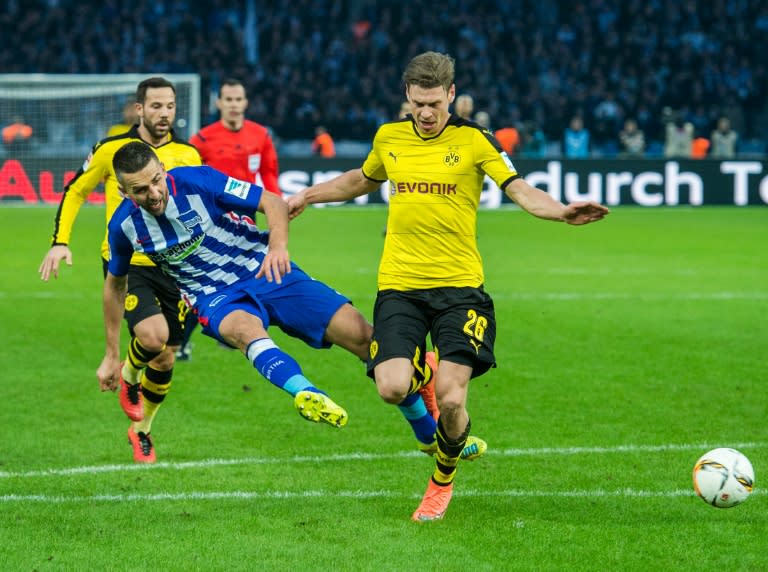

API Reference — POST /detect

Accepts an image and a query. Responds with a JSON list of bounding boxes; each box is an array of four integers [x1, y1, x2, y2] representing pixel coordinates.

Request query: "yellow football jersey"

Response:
[[105, 123, 133, 138], [362, 116, 519, 290], [51, 126, 202, 265]]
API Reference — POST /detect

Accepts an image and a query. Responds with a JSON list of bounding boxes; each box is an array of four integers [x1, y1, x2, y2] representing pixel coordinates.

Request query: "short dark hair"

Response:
[[113, 141, 158, 180], [402, 51, 455, 92], [136, 77, 176, 104], [219, 78, 245, 97]]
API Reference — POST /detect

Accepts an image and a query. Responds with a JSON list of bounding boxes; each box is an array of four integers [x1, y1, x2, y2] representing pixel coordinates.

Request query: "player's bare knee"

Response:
[[375, 378, 408, 404], [377, 386, 407, 405], [223, 332, 252, 352], [135, 332, 167, 353], [219, 310, 266, 349]]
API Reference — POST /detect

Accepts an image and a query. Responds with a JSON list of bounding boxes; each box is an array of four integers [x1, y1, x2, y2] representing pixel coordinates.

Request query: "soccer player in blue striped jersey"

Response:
[[97, 141, 365, 431], [40, 78, 203, 464], [100, 141, 475, 462]]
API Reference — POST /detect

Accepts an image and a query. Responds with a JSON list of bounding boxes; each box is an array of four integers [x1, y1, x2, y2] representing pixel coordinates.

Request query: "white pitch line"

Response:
[[1, 441, 764, 480], [0, 452, 418, 479], [497, 442, 768, 456], [6, 487, 762, 505]]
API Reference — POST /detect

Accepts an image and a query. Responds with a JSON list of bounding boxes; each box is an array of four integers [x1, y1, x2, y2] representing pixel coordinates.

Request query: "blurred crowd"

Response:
[[2, 0, 767, 156]]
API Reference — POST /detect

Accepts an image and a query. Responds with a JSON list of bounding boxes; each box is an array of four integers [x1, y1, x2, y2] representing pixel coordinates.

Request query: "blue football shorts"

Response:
[[195, 264, 350, 349]]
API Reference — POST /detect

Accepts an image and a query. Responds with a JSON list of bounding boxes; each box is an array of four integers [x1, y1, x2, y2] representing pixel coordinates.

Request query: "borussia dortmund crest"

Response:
[[444, 149, 460, 167], [369, 340, 379, 359], [124, 294, 139, 311]]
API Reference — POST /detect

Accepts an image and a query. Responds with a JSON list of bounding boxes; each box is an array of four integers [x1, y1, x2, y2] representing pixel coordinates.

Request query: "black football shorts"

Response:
[[368, 286, 496, 379], [123, 264, 187, 346]]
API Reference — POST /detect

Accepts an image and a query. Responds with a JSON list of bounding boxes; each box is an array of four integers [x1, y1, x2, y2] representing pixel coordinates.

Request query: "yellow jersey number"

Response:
[[177, 299, 190, 329], [463, 309, 487, 354]]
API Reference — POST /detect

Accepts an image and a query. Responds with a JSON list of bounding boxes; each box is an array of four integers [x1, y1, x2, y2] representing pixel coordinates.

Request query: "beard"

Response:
[[143, 119, 171, 140]]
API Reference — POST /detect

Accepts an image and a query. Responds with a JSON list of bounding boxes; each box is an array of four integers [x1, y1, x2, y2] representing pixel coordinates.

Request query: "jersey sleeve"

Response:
[[259, 133, 280, 195], [361, 129, 387, 182], [50, 143, 111, 245], [177, 166, 264, 213], [475, 129, 521, 189], [106, 217, 134, 277]]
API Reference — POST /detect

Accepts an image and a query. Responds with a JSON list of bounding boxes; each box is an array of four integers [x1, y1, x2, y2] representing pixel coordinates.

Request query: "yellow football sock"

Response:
[[431, 418, 470, 485], [134, 399, 161, 434], [121, 361, 141, 385], [432, 448, 460, 485], [124, 338, 166, 384], [134, 368, 172, 434]]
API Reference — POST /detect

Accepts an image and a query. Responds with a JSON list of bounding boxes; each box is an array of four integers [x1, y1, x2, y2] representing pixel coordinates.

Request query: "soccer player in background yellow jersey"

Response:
[[39, 77, 202, 463], [288, 51, 609, 522], [106, 99, 139, 138]]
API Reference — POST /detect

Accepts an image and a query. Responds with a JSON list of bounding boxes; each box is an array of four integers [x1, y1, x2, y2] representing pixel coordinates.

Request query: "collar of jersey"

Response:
[[127, 125, 177, 146], [410, 114, 465, 141]]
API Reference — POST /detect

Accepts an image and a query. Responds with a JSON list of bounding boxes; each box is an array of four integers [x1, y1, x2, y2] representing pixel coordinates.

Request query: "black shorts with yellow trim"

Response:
[[367, 286, 497, 379], [123, 264, 187, 346]]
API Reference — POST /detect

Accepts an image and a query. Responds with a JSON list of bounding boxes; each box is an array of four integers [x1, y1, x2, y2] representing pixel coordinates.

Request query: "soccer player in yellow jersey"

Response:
[[39, 77, 202, 463], [288, 51, 609, 522], [106, 99, 139, 138]]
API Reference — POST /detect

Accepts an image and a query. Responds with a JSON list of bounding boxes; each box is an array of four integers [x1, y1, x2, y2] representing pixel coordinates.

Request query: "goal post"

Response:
[[0, 74, 200, 203]]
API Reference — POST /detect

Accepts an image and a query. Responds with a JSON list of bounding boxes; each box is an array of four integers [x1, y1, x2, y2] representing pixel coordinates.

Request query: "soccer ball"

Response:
[[692, 448, 755, 508]]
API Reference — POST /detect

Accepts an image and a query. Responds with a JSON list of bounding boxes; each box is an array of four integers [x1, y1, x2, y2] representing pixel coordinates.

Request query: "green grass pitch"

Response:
[[0, 205, 766, 571]]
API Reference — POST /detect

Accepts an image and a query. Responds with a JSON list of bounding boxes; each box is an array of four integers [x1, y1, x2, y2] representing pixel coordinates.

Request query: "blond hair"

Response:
[[402, 51, 455, 92]]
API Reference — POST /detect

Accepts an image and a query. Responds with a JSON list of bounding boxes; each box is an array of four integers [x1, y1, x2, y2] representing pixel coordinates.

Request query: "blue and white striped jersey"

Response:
[[107, 165, 270, 307]]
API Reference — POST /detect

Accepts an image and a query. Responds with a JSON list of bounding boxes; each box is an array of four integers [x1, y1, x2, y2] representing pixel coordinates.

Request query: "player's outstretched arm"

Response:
[[562, 201, 610, 225], [504, 177, 609, 224], [38, 245, 73, 281], [42, 145, 109, 280], [285, 191, 308, 220], [255, 191, 291, 284], [287, 168, 379, 219], [97, 272, 127, 392]]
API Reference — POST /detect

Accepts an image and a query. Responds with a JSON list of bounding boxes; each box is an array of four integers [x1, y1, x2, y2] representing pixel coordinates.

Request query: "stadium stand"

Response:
[[1, 0, 766, 157]]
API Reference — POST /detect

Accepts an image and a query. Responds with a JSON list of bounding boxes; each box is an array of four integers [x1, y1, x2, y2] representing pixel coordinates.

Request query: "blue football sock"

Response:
[[398, 392, 437, 445], [246, 338, 319, 396]]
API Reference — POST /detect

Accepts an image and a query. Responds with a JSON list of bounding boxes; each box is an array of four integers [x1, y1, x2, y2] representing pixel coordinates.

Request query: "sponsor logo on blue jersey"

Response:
[[148, 234, 204, 263], [224, 177, 251, 199], [178, 210, 203, 231]]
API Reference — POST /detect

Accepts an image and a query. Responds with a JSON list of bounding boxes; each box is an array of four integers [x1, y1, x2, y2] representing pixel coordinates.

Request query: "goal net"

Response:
[[0, 74, 200, 203]]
